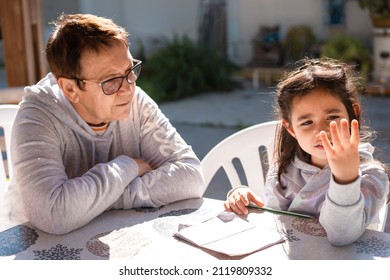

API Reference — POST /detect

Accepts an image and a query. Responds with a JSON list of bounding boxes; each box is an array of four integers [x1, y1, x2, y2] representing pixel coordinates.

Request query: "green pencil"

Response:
[[247, 204, 314, 219]]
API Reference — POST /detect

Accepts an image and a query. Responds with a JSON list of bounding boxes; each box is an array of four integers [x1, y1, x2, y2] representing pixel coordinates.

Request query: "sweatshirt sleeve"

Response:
[[319, 164, 389, 246], [116, 89, 206, 209], [11, 106, 139, 235]]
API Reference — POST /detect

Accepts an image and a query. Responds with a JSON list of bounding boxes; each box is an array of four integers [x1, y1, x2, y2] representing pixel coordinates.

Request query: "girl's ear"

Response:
[[57, 77, 80, 103], [282, 118, 296, 138], [353, 103, 361, 119]]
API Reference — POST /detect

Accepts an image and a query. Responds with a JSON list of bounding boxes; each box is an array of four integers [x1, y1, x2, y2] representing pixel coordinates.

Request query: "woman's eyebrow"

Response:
[[101, 62, 133, 80]]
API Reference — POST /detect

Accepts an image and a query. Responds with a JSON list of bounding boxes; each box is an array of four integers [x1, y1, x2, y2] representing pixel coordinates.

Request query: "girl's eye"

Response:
[[327, 115, 339, 121], [301, 120, 312, 126]]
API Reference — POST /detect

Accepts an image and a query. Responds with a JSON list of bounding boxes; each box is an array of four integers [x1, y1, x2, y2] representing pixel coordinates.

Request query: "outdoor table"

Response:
[[0, 197, 389, 260]]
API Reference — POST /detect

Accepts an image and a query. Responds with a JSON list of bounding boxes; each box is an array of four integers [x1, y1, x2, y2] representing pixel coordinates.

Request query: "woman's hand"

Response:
[[224, 187, 264, 215], [320, 119, 360, 184], [134, 159, 153, 176]]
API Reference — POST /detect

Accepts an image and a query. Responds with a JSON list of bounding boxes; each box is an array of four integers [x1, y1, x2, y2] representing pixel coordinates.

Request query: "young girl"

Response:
[[224, 58, 390, 246]]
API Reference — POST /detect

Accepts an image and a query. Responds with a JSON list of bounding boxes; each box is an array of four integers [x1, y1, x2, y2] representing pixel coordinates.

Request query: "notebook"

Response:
[[174, 211, 285, 256]]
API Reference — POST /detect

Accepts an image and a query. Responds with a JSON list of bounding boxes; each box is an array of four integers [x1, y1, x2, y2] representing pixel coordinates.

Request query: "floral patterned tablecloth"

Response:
[[272, 213, 390, 260], [0, 198, 389, 260]]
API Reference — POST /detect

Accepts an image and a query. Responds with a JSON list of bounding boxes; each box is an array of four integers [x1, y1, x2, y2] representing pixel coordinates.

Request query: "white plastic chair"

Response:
[[201, 120, 278, 199], [0, 104, 19, 189]]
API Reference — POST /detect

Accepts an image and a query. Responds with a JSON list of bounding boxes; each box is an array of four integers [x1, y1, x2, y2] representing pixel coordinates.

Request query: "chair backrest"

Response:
[[201, 121, 278, 199], [368, 202, 388, 232], [0, 104, 20, 188], [0, 144, 7, 189]]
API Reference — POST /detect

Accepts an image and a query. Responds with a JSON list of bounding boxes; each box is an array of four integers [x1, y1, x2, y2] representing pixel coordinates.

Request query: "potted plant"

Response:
[[358, 0, 390, 27], [358, 1, 390, 83]]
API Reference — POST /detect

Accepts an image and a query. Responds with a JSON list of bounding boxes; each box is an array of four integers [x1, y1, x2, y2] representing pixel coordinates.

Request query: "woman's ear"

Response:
[[282, 118, 295, 138], [57, 77, 80, 103]]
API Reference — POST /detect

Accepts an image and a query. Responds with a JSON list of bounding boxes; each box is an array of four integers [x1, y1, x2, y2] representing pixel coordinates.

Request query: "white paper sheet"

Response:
[[175, 211, 285, 256]]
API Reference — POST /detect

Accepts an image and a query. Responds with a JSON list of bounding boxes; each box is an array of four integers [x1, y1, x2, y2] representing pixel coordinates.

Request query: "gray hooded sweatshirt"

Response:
[[4, 73, 205, 235]]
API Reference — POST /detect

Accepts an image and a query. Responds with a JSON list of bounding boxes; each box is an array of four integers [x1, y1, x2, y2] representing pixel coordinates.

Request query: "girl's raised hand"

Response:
[[320, 119, 360, 184], [224, 188, 264, 215]]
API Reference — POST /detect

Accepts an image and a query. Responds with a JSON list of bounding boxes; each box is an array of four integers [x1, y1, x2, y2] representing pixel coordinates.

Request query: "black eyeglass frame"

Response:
[[74, 59, 142, 95]]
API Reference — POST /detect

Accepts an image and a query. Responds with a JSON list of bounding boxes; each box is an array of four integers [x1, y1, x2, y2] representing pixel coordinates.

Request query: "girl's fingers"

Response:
[[329, 121, 341, 149], [229, 201, 248, 215], [350, 119, 360, 145], [236, 194, 249, 214], [248, 192, 264, 208], [327, 119, 358, 150], [339, 119, 351, 145], [320, 130, 333, 152], [224, 195, 248, 215]]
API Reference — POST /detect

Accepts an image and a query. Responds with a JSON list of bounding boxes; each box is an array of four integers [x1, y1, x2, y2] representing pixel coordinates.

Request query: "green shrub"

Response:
[[137, 35, 237, 103], [320, 33, 371, 75], [358, 0, 390, 19], [283, 25, 316, 63]]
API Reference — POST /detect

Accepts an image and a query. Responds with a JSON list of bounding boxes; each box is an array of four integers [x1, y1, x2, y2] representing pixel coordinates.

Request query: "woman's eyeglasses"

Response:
[[75, 59, 142, 95]]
